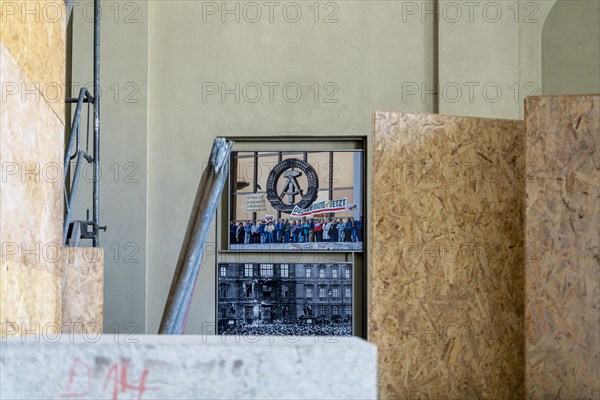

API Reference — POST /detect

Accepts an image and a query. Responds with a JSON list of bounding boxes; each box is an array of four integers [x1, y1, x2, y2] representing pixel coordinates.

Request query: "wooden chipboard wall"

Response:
[[0, 3, 66, 335], [62, 247, 104, 334], [525, 94, 600, 399], [370, 112, 525, 399]]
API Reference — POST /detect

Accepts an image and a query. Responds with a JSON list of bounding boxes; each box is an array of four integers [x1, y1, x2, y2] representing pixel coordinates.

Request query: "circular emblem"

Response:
[[266, 158, 319, 213]]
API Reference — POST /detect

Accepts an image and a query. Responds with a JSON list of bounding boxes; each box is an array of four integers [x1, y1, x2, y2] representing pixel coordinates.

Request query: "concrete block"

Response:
[[0, 335, 377, 400]]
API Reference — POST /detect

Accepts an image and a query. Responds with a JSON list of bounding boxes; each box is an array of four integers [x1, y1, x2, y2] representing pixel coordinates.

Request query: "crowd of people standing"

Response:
[[230, 217, 363, 245], [219, 322, 351, 336]]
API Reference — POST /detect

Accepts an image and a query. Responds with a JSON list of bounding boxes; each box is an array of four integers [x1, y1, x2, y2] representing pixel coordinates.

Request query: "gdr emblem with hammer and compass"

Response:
[[265, 159, 319, 213]]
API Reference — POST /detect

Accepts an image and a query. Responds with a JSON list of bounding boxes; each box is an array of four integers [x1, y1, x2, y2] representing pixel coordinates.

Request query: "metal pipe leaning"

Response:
[[159, 137, 233, 334]]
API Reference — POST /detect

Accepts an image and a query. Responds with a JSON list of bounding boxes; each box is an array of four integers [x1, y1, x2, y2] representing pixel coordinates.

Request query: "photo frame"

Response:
[[227, 150, 365, 252]]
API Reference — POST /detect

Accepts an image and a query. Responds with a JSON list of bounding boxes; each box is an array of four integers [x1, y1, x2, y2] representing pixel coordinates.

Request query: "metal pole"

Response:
[[92, 0, 100, 246], [63, 152, 85, 244], [63, 89, 84, 180], [159, 138, 233, 334]]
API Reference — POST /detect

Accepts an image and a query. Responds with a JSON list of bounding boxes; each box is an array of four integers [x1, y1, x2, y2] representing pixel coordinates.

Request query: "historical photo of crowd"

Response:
[[217, 263, 353, 336], [228, 150, 364, 251]]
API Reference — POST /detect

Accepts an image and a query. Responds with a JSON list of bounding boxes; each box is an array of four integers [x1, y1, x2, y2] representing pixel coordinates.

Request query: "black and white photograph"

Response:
[[217, 263, 353, 336], [228, 150, 364, 252]]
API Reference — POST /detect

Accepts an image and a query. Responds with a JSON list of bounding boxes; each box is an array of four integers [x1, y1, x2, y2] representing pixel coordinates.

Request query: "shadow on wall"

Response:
[[542, 0, 600, 95]]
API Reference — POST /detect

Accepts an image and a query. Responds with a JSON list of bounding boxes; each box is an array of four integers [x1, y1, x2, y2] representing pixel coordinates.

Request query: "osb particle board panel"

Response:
[[370, 112, 525, 399], [62, 247, 104, 333], [525, 95, 600, 399], [0, 42, 63, 333], [0, 43, 63, 271], [0, 0, 66, 122], [0, 262, 62, 336]]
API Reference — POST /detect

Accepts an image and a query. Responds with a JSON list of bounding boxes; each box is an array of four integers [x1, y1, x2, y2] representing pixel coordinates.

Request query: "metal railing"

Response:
[[64, 0, 104, 246]]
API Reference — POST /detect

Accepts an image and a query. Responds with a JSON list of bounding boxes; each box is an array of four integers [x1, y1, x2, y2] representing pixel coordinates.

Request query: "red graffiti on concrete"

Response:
[[62, 357, 158, 399], [61, 358, 92, 398]]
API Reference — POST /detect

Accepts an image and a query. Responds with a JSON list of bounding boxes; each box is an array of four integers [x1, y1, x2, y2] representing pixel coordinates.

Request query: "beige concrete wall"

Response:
[[525, 94, 600, 399], [0, 1, 66, 335], [438, 0, 522, 119], [439, 0, 599, 119], [542, 0, 600, 95], [438, 0, 561, 120], [518, 0, 556, 118]]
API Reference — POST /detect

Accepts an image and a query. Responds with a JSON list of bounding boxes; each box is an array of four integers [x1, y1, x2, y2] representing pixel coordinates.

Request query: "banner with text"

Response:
[[291, 198, 348, 217], [246, 194, 267, 212]]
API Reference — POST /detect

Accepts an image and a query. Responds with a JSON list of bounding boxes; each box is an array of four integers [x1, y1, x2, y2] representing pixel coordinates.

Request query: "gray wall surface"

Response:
[[542, 0, 600, 95], [70, 1, 148, 333]]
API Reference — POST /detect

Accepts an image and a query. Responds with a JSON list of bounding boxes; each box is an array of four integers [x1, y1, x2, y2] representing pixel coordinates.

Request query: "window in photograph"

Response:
[[305, 286, 313, 298], [345, 267, 351, 279], [245, 264, 253, 277], [319, 305, 326, 316], [260, 263, 273, 277], [345, 286, 351, 298], [332, 267, 338, 278], [220, 266, 227, 277], [319, 267, 325, 278], [332, 286, 339, 298], [263, 306, 272, 321], [282, 285, 289, 298], [305, 267, 311, 278], [319, 287, 326, 298], [280, 264, 289, 277], [262, 284, 272, 300]]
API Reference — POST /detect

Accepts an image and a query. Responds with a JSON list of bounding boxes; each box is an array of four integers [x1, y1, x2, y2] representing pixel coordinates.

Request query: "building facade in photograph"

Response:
[[217, 263, 352, 335]]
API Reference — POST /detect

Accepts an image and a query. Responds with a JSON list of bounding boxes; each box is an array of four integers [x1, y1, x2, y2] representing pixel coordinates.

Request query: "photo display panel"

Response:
[[217, 262, 353, 336], [228, 150, 364, 252]]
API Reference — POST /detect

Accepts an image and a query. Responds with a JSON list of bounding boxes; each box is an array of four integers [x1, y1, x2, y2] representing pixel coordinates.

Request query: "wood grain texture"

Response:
[[525, 94, 600, 399], [0, 43, 64, 335], [0, 262, 62, 336], [370, 112, 525, 399], [0, 44, 63, 262], [0, 0, 66, 122], [62, 248, 104, 333]]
